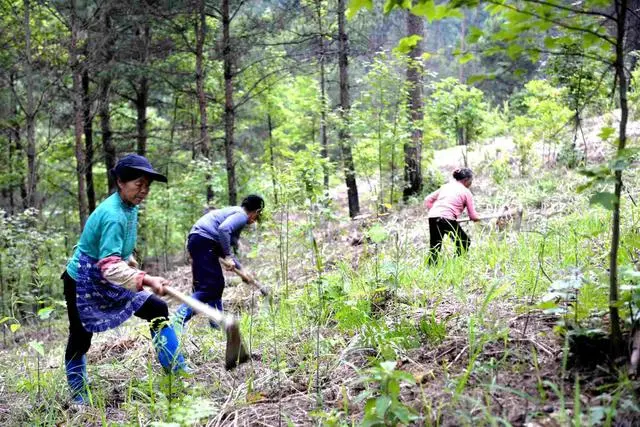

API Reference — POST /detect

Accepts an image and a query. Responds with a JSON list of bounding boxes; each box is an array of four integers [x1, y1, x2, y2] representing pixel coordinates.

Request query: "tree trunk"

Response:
[[196, 0, 213, 202], [8, 73, 25, 213], [315, 0, 330, 194], [267, 113, 278, 205], [82, 70, 96, 212], [628, 0, 640, 72], [24, 0, 37, 209], [99, 7, 116, 194], [403, 12, 424, 201], [459, 10, 466, 83], [136, 23, 150, 156], [136, 77, 148, 156], [608, 0, 628, 360], [223, 0, 237, 205], [100, 75, 116, 194], [71, 0, 88, 228], [337, 0, 360, 218]]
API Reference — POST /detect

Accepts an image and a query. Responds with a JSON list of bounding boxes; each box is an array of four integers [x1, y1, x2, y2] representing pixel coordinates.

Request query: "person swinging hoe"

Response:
[[62, 154, 188, 405], [173, 195, 265, 332], [424, 168, 480, 264]]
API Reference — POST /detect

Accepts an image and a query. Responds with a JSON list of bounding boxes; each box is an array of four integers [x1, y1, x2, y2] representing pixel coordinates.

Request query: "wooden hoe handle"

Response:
[[162, 285, 249, 370], [232, 267, 270, 297]]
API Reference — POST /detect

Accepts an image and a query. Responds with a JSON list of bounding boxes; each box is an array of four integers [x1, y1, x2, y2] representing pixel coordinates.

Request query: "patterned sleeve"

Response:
[[97, 256, 146, 292], [98, 218, 145, 291]]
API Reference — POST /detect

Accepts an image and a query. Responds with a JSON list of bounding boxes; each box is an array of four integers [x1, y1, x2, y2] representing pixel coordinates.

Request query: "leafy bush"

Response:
[[512, 80, 573, 173], [427, 77, 488, 148], [422, 168, 445, 196], [357, 361, 420, 426], [488, 156, 512, 185]]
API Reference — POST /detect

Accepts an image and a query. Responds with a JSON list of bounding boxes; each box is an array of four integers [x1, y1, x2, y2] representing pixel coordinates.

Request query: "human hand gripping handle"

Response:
[[143, 275, 168, 296], [232, 267, 270, 297], [220, 256, 236, 271]]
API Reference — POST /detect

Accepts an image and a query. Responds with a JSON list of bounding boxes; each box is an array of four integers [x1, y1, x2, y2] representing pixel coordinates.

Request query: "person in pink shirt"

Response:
[[423, 168, 480, 264]]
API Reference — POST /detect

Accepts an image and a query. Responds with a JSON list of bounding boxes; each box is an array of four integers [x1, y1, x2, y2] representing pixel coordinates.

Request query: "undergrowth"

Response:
[[1, 167, 639, 426]]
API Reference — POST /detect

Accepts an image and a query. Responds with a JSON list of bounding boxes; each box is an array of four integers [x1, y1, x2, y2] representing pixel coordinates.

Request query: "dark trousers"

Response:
[[428, 217, 470, 264], [63, 271, 169, 361], [188, 233, 225, 300], [174, 234, 226, 328]]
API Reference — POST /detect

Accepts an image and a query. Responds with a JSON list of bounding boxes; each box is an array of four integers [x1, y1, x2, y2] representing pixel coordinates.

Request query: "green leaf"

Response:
[[544, 37, 558, 49], [367, 224, 389, 243], [467, 26, 483, 43], [590, 192, 617, 210], [598, 126, 615, 141], [375, 396, 391, 418], [467, 74, 488, 84], [411, 0, 436, 20], [443, 7, 463, 19], [458, 52, 474, 64], [576, 181, 594, 193], [506, 44, 523, 60], [0, 316, 12, 324], [388, 378, 400, 397], [10, 323, 20, 333], [37, 306, 54, 320], [383, 0, 411, 14], [393, 35, 423, 54], [379, 360, 397, 372], [364, 398, 377, 415], [347, 0, 373, 19], [29, 340, 45, 357]]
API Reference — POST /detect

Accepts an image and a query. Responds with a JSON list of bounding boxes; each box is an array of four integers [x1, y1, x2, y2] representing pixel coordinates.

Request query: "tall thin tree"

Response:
[[222, 0, 237, 205], [70, 0, 88, 228], [337, 0, 360, 218], [23, 0, 37, 208], [403, 12, 424, 200], [195, 0, 214, 202]]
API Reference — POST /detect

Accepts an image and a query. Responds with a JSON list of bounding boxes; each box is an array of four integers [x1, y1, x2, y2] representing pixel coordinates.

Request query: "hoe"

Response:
[[163, 286, 250, 370]]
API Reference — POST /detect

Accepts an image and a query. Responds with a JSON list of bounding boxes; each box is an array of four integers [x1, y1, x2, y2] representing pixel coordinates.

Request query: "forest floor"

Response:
[[1, 117, 640, 426]]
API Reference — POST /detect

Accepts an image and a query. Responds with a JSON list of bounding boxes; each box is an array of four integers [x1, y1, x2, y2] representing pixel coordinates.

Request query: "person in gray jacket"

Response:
[[173, 195, 264, 329]]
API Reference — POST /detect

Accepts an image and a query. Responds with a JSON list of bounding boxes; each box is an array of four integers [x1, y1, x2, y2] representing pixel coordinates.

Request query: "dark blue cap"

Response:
[[115, 154, 167, 183]]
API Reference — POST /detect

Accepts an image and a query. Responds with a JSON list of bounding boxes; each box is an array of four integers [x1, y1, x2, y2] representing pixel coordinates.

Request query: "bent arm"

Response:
[[218, 212, 247, 266], [465, 192, 480, 221], [97, 219, 145, 291], [424, 189, 440, 209], [98, 256, 146, 291]]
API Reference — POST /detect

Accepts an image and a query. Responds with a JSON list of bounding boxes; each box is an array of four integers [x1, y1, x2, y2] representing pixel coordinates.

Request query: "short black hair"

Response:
[[111, 166, 146, 183], [452, 168, 473, 181], [241, 194, 265, 212]]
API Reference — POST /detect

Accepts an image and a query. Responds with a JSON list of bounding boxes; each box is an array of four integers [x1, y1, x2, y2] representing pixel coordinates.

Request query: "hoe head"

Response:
[[224, 321, 250, 370]]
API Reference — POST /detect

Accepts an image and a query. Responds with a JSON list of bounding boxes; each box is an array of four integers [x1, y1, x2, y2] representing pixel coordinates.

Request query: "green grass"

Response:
[[2, 167, 640, 425]]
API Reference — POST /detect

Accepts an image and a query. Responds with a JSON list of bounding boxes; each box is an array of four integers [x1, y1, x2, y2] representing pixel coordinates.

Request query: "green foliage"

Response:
[[512, 80, 573, 174], [488, 156, 511, 185], [0, 208, 66, 326], [352, 53, 410, 207], [545, 43, 609, 117], [362, 320, 421, 360], [630, 67, 640, 121], [358, 361, 420, 426], [264, 76, 329, 206], [422, 168, 445, 196], [427, 77, 488, 150]]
